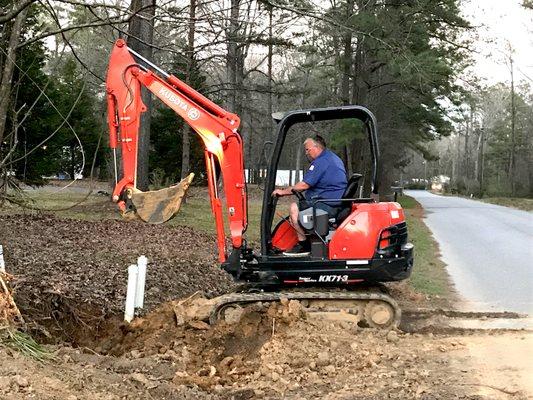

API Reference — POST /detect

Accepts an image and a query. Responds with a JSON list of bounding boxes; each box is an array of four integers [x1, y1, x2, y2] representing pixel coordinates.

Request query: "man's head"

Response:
[[304, 135, 326, 161]]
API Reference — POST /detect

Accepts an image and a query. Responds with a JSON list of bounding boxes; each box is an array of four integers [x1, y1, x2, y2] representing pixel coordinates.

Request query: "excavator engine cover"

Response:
[[122, 173, 194, 224]]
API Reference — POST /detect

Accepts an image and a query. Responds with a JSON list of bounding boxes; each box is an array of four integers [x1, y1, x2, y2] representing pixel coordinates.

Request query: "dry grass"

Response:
[[398, 195, 453, 298], [480, 197, 533, 212]]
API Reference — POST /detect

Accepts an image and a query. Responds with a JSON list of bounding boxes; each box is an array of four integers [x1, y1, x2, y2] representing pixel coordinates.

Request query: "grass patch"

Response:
[[172, 193, 263, 243], [2, 189, 115, 221], [480, 197, 533, 212], [404, 197, 452, 298], [0, 328, 55, 362], [396, 194, 417, 209]]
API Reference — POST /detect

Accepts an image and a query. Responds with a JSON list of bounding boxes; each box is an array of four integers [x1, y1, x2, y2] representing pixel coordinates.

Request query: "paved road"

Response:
[[406, 190, 533, 315]]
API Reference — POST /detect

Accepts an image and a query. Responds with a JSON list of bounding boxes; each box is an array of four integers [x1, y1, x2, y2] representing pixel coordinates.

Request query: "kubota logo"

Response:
[[187, 108, 200, 120], [158, 87, 188, 112]]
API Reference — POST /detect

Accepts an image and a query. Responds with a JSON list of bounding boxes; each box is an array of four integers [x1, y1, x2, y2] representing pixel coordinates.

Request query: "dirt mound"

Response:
[[0, 213, 235, 341], [20, 296, 518, 400], [75, 296, 305, 389]]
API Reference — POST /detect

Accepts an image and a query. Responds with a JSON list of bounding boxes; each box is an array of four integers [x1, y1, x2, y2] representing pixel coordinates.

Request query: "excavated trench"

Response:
[[13, 290, 308, 390], [8, 272, 533, 400]]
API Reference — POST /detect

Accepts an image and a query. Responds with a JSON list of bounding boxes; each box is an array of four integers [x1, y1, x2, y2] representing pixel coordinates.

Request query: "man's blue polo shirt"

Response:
[[303, 149, 347, 206]]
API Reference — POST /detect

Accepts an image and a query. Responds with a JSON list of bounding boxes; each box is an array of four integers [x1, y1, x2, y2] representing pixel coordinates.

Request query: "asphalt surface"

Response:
[[406, 190, 533, 315]]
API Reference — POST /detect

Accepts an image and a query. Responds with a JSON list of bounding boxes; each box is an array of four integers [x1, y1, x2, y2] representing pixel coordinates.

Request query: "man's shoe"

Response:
[[283, 241, 310, 257]]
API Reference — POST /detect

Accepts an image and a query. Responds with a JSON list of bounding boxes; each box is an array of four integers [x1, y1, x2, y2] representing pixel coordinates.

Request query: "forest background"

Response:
[[0, 0, 532, 200]]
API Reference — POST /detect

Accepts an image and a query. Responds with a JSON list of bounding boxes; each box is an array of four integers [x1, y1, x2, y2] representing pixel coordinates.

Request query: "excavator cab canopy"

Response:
[[260, 106, 381, 255]]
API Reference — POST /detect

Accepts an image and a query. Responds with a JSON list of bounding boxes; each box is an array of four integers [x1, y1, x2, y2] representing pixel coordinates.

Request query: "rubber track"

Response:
[[209, 291, 401, 328]]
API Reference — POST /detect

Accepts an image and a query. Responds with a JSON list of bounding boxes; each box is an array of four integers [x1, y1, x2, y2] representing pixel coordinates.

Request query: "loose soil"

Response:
[[0, 212, 531, 399]]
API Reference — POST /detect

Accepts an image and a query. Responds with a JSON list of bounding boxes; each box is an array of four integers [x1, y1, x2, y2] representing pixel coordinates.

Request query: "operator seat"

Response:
[[335, 173, 363, 224], [297, 173, 363, 235]]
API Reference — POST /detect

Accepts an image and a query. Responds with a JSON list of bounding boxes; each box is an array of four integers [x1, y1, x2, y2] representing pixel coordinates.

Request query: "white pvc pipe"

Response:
[[124, 264, 138, 322], [0, 245, 5, 273], [135, 256, 147, 309]]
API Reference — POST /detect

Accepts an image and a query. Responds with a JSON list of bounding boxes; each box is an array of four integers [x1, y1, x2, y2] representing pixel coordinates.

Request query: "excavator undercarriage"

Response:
[[209, 289, 401, 329]]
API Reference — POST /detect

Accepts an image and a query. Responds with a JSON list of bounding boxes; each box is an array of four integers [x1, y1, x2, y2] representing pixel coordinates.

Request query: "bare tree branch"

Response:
[[0, 0, 36, 24]]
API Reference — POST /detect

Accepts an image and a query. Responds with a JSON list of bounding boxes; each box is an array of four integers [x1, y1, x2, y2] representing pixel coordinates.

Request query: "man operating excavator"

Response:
[[106, 39, 414, 329], [272, 135, 347, 255]]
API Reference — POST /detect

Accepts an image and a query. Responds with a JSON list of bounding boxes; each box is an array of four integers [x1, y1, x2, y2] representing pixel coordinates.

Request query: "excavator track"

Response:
[[209, 290, 401, 329]]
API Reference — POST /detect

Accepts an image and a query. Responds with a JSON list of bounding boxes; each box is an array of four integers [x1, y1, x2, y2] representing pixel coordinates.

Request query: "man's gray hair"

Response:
[[304, 135, 326, 149]]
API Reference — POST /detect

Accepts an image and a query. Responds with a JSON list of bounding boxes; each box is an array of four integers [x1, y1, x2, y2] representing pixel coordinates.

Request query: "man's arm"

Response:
[[272, 181, 310, 197]]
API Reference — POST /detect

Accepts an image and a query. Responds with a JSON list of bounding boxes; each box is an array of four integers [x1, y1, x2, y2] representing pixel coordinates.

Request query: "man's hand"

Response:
[[272, 188, 289, 197], [272, 181, 310, 197]]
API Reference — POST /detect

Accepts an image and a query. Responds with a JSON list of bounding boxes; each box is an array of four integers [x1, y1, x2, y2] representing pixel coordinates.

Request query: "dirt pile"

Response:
[[0, 213, 235, 340], [43, 296, 526, 400], [0, 287, 529, 399], [0, 301, 529, 399]]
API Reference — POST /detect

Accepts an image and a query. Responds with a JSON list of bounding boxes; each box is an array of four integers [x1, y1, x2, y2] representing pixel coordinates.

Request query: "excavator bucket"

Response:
[[123, 173, 194, 224]]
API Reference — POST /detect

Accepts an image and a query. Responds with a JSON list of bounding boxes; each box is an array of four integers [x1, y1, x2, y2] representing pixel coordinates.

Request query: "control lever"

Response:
[[291, 188, 305, 201]]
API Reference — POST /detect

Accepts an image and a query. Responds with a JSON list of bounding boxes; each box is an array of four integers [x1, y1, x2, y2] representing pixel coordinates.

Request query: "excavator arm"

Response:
[[106, 39, 247, 262]]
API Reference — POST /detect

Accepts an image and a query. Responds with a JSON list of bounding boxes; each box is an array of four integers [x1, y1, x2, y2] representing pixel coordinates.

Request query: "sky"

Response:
[[461, 0, 533, 88]]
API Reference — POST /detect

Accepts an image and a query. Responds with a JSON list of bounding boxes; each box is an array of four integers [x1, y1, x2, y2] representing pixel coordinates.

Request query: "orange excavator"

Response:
[[105, 39, 414, 329]]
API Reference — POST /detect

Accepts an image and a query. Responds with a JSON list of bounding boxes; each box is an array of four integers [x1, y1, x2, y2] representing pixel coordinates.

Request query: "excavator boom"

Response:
[[106, 39, 247, 262]]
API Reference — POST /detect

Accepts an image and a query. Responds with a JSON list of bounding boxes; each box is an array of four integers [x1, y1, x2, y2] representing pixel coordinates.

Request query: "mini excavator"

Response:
[[106, 39, 414, 329]]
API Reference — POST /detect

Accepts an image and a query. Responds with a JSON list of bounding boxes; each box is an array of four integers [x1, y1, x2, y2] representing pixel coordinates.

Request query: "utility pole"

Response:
[[423, 160, 427, 188], [477, 127, 485, 197], [509, 48, 517, 196]]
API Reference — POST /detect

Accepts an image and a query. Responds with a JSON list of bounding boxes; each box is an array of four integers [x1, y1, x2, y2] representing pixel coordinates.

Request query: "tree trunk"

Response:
[[528, 146, 533, 197], [226, 0, 244, 116], [339, 0, 354, 173], [0, 7, 28, 147], [128, 0, 156, 191], [476, 127, 485, 196], [267, 4, 274, 141], [180, 0, 197, 181], [70, 144, 76, 179], [339, 0, 354, 106], [294, 142, 302, 184], [463, 112, 470, 180]]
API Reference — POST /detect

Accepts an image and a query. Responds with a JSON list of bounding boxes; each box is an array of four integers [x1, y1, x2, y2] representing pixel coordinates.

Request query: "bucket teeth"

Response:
[[122, 173, 194, 224]]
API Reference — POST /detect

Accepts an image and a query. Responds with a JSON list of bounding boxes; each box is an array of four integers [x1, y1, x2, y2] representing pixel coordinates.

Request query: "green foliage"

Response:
[[331, 119, 364, 149], [280, 0, 470, 190], [54, 58, 104, 179], [0, 2, 104, 185], [150, 54, 208, 184], [9, 52, 104, 184], [0, 328, 55, 362], [481, 84, 532, 197]]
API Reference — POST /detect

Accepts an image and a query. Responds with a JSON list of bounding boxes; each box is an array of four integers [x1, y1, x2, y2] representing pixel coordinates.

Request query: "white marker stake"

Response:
[[124, 265, 138, 323], [0, 245, 5, 273], [135, 256, 147, 309]]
